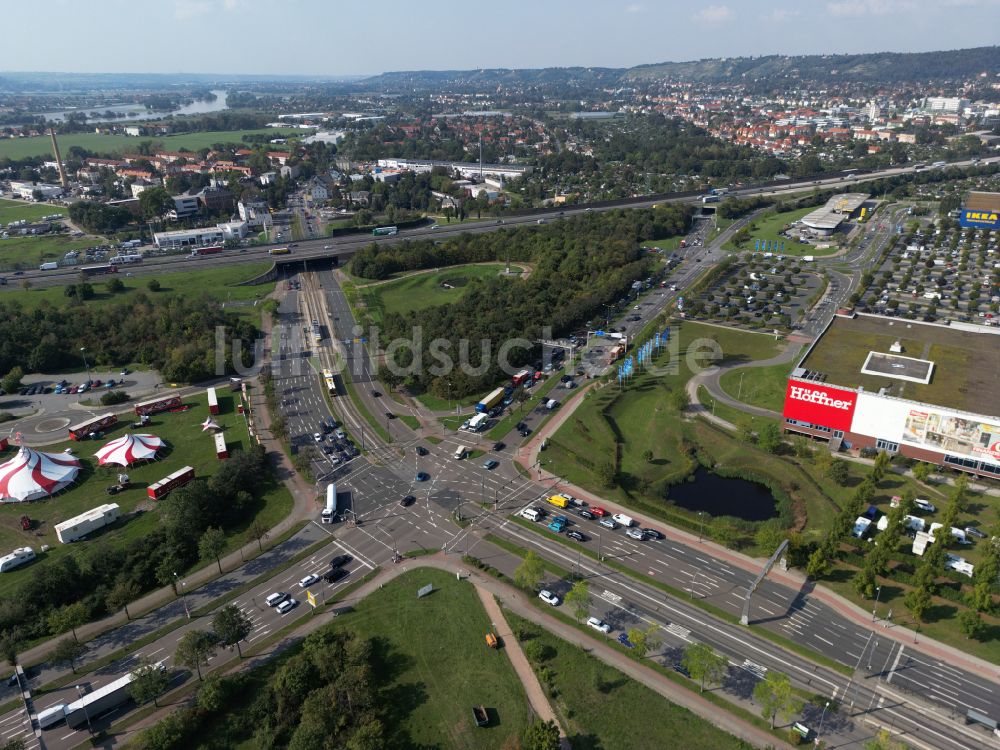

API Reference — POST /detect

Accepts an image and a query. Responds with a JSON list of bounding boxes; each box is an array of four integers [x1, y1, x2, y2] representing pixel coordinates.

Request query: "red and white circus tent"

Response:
[[94, 433, 165, 467], [0, 446, 82, 502]]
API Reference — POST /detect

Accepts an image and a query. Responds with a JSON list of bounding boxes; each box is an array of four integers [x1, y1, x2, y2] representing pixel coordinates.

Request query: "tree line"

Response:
[[0, 448, 269, 654], [0, 292, 257, 383], [353, 205, 691, 400]]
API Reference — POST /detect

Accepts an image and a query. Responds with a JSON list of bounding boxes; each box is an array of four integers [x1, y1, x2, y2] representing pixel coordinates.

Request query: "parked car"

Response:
[[538, 590, 560, 606], [276, 598, 298, 614], [416, 446, 429, 456], [265, 592, 289, 607], [415, 471, 429, 482], [566, 530, 588, 542], [617, 633, 635, 649], [965, 526, 987, 539], [324, 567, 349, 584], [587, 617, 611, 634], [298, 574, 319, 588], [492, 442, 505, 451], [400, 495, 416, 507]]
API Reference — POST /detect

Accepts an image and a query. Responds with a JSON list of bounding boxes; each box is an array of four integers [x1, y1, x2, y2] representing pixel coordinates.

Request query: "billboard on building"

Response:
[[959, 209, 1000, 230], [851, 392, 1000, 463], [782, 381, 858, 432]]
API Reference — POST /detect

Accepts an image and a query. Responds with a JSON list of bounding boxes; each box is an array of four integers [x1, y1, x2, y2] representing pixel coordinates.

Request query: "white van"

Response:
[[265, 592, 289, 607], [453, 446, 467, 460], [545, 399, 559, 410], [520, 508, 542, 522], [611, 513, 635, 527]]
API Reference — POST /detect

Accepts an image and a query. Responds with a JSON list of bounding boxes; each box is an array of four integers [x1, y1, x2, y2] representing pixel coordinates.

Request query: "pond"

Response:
[[666, 466, 778, 521]]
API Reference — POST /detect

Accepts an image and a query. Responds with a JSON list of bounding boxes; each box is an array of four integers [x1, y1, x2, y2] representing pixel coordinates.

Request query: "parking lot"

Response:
[[858, 225, 999, 326]]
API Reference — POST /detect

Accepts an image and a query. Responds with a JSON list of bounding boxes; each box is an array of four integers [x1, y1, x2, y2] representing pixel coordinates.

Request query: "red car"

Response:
[[590, 506, 608, 518]]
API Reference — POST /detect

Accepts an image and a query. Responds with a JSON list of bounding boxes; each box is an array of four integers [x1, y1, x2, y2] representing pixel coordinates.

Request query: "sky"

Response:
[[4, 0, 1000, 76]]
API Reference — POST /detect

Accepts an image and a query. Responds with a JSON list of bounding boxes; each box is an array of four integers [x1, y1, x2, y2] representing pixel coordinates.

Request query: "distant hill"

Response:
[[624, 47, 1000, 83], [355, 47, 1000, 93]]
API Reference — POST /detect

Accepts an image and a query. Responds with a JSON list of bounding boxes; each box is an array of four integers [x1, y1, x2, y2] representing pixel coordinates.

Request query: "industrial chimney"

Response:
[[48, 128, 69, 189]]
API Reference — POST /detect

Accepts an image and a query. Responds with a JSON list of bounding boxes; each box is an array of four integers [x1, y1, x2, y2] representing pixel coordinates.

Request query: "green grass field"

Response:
[[0, 128, 314, 161], [0, 235, 96, 272], [359, 264, 516, 327], [0, 199, 66, 226], [0, 389, 293, 598], [641, 236, 682, 252], [3, 262, 273, 321], [726, 206, 841, 256], [717, 353, 801, 413], [507, 612, 749, 750], [327, 569, 529, 749]]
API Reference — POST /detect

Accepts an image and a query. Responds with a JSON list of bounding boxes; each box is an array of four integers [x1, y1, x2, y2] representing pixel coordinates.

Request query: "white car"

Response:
[[538, 589, 560, 606], [313, 433, 323, 442], [276, 598, 298, 614], [587, 616, 611, 634], [298, 573, 319, 588]]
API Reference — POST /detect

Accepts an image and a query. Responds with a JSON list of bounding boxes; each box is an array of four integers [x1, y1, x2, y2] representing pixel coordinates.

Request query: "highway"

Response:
[[5, 156, 996, 291]]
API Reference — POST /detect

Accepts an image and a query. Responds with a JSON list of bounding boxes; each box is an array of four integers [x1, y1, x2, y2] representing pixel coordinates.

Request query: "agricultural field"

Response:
[[1, 262, 273, 321], [0, 198, 66, 225], [0, 388, 293, 598], [0, 128, 314, 161]]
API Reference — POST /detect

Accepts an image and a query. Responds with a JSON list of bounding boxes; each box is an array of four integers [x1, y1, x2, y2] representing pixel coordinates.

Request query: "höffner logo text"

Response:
[[788, 386, 854, 410]]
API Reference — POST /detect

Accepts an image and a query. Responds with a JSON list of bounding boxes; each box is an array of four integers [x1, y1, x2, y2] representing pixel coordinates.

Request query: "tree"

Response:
[[911, 461, 932, 484], [753, 670, 799, 729], [198, 527, 227, 575], [147, 279, 161, 292], [128, 657, 170, 708], [806, 546, 830, 579], [212, 604, 253, 658], [0, 629, 21, 667], [1, 367, 24, 396], [175, 630, 217, 681], [245, 519, 269, 552], [642, 449, 654, 463], [595, 460, 617, 488], [865, 728, 909, 750], [50, 637, 87, 674], [48, 601, 88, 642], [0, 739, 27, 750], [682, 642, 728, 692], [958, 609, 985, 641], [106, 277, 125, 293], [826, 458, 850, 486], [564, 580, 590, 621], [106, 579, 141, 621], [904, 587, 932, 623], [523, 718, 560, 750], [757, 422, 782, 454], [514, 551, 544, 592], [138, 187, 173, 225], [626, 623, 661, 659], [852, 567, 879, 600]]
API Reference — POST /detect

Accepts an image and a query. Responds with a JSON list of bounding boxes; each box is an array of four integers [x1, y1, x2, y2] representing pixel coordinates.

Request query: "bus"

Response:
[[322, 368, 337, 395], [269, 246, 291, 255], [80, 264, 119, 277], [372, 226, 398, 236]]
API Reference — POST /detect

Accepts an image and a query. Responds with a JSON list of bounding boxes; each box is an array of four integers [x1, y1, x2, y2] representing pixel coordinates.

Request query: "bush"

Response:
[[100, 390, 130, 406], [147, 279, 161, 292]]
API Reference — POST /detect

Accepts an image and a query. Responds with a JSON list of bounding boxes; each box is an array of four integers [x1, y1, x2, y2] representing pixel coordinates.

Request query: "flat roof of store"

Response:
[[965, 191, 1000, 213], [800, 193, 870, 231], [798, 314, 1000, 415]]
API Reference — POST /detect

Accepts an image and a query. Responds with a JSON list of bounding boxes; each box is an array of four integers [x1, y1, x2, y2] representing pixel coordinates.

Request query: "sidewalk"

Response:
[[475, 587, 570, 748]]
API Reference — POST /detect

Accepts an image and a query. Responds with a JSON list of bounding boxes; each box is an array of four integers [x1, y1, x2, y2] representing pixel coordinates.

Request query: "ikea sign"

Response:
[[959, 209, 1000, 229]]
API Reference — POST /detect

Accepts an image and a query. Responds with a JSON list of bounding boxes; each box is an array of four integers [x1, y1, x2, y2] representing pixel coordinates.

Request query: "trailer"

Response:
[[54, 504, 120, 544], [64, 663, 165, 730], [213, 433, 228, 460], [134, 395, 182, 416], [189, 245, 223, 256], [321, 482, 338, 523], [68, 413, 118, 441], [0, 546, 35, 573], [147, 466, 195, 501], [207, 387, 219, 415], [476, 387, 505, 413]]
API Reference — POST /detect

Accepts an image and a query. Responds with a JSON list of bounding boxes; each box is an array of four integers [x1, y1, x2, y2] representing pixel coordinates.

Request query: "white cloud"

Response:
[[826, 0, 914, 16], [624, 3, 645, 13], [223, 0, 239, 9], [692, 4, 733, 23], [173, 0, 212, 19]]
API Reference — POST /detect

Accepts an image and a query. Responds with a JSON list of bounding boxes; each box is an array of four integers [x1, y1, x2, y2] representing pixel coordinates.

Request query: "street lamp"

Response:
[[872, 585, 882, 622], [818, 700, 830, 735], [80, 346, 91, 391], [174, 572, 190, 619], [75, 685, 93, 734], [698, 511, 706, 542]]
